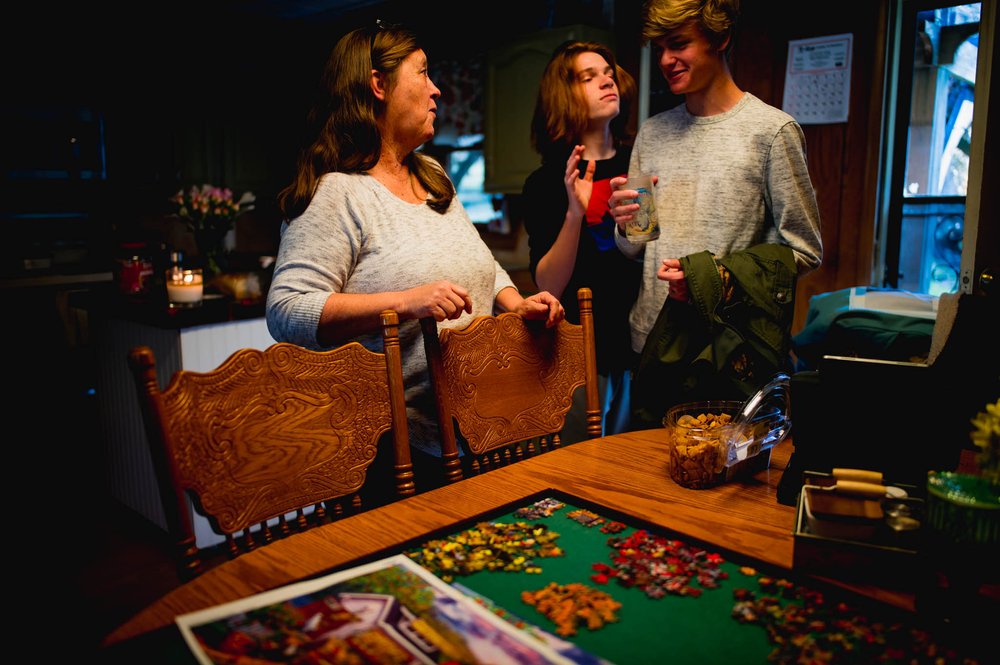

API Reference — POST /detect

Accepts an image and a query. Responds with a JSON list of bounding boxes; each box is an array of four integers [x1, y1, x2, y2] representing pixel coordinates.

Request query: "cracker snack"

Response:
[[663, 402, 744, 489]]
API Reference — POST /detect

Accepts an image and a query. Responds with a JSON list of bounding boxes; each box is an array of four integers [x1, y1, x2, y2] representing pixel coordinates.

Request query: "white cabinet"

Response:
[[484, 24, 613, 193]]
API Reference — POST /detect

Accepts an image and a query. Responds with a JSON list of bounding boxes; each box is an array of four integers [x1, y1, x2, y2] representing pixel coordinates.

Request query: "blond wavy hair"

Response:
[[641, 0, 740, 52]]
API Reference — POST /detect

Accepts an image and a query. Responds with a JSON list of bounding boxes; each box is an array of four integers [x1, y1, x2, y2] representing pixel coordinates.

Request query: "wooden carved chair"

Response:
[[128, 310, 412, 580], [421, 287, 600, 482]]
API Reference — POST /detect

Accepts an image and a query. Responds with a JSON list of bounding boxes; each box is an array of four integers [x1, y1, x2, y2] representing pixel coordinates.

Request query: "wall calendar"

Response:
[[782, 33, 853, 125]]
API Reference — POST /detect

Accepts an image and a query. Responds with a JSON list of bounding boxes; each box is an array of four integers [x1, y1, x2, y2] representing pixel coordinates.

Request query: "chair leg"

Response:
[[395, 461, 416, 497], [178, 537, 202, 581], [326, 501, 343, 518], [278, 514, 291, 538], [441, 452, 463, 483]]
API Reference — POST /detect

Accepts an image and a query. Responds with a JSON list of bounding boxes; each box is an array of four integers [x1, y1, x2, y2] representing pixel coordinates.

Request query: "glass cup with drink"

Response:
[[622, 175, 660, 242]]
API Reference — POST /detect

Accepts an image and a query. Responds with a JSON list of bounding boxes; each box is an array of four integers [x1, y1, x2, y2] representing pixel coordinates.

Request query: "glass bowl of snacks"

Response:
[[662, 374, 791, 489]]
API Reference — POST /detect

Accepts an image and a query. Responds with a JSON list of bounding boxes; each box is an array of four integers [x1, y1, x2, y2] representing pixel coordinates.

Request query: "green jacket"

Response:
[[631, 243, 798, 429]]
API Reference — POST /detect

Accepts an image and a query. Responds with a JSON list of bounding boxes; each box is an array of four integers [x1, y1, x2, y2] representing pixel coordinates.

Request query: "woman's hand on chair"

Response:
[[513, 291, 565, 328]]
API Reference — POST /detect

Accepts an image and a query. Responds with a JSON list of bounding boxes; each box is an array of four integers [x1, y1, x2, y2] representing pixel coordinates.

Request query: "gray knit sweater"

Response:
[[265, 171, 516, 455], [615, 93, 823, 352]]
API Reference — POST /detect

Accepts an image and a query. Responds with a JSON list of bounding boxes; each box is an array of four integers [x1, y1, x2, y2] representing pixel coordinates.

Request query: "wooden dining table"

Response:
[[101, 429, 921, 657]]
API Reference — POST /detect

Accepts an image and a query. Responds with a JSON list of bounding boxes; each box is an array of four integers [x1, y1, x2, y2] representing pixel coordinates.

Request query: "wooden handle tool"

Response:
[[832, 468, 884, 484], [804, 481, 887, 520], [828, 480, 888, 499]]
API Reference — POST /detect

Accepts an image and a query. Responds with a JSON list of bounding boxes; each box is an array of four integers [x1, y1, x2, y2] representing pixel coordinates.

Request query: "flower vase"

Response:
[[169, 184, 255, 282], [193, 229, 231, 278], [201, 249, 225, 279]]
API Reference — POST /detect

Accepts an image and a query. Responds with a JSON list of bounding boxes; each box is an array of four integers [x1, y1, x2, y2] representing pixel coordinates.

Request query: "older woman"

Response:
[[266, 23, 564, 468]]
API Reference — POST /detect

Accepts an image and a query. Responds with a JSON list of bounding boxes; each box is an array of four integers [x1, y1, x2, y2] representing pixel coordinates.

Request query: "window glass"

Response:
[[444, 134, 498, 225], [896, 2, 980, 296], [903, 4, 979, 197]]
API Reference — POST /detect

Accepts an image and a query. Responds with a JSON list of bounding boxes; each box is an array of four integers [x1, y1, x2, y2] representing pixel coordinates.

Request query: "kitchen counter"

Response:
[[71, 284, 266, 330], [0, 270, 114, 290]]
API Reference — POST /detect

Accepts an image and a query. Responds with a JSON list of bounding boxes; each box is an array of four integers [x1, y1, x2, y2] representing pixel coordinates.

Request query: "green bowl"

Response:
[[925, 471, 1000, 545]]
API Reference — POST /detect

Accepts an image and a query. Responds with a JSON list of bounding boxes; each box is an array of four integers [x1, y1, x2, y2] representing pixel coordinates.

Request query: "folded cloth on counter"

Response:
[[791, 287, 937, 371]]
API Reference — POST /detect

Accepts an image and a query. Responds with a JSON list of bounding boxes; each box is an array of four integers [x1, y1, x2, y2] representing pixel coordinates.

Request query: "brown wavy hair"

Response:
[[530, 40, 636, 165], [641, 0, 740, 53], [278, 23, 454, 219]]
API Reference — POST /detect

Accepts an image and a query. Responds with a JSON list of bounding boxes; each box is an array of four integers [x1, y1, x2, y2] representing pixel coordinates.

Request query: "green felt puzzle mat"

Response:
[[392, 490, 984, 665]]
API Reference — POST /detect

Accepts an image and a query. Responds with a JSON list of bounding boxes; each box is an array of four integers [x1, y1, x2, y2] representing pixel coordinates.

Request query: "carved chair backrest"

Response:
[[128, 310, 411, 579], [421, 288, 599, 481]]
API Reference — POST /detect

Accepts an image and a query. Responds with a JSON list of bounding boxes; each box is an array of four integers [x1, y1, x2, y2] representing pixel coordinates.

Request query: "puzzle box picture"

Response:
[[175, 553, 574, 665]]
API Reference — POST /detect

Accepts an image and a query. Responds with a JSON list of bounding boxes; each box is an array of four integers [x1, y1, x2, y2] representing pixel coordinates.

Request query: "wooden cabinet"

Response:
[[484, 24, 612, 193]]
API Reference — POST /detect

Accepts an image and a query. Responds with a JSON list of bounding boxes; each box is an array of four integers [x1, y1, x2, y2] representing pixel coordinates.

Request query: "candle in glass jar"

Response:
[[166, 268, 204, 306]]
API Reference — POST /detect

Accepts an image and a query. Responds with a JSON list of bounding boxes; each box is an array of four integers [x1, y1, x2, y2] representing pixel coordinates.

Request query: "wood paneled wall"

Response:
[[733, 1, 890, 333]]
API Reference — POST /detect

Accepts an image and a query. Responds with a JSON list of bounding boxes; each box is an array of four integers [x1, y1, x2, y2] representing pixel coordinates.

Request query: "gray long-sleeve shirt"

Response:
[[616, 92, 823, 352], [266, 171, 515, 454]]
